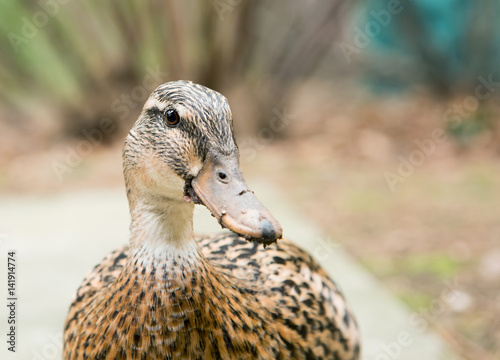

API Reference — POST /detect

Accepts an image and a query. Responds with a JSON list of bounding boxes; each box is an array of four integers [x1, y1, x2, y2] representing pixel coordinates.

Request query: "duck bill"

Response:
[[190, 152, 283, 245]]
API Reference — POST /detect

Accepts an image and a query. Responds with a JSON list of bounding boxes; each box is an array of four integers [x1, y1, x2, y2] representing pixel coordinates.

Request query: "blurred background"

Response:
[[0, 0, 499, 359]]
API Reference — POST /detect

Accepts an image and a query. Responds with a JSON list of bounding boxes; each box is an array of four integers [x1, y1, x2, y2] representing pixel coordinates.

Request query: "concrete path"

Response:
[[0, 181, 459, 360]]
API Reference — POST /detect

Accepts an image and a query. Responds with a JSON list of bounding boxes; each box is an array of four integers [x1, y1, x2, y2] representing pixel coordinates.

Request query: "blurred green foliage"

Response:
[[0, 0, 350, 138], [398, 291, 433, 310], [402, 253, 461, 279], [362, 253, 461, 283], [2, 0, 499, 144]]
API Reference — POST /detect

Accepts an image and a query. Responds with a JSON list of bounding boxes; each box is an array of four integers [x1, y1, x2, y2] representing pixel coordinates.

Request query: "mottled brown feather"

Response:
[[64, 234, 359, 359]]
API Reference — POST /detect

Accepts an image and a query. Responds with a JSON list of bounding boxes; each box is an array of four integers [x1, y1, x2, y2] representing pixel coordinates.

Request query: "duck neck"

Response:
[[115, 185, 282, 357], [128, 189, 199, 260]]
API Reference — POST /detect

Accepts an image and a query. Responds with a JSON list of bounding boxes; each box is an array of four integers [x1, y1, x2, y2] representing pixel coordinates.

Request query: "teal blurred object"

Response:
[[358, 0, 500, 95]]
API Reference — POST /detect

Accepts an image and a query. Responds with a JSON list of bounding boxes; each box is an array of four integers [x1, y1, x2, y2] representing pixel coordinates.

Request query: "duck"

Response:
[[63, 80, 360, 360]]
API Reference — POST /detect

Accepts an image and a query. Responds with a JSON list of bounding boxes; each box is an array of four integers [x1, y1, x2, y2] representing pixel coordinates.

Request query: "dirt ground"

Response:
[[247, 145, 500, 360], [1, 85, 499, 359]]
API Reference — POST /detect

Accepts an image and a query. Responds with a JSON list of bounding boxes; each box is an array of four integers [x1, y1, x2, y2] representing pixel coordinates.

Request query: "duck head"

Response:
[[123, 80, 282, 245]]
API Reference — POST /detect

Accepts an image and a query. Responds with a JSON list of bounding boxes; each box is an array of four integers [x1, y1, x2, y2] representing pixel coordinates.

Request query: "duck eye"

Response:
[[165, 109, 180, 127]]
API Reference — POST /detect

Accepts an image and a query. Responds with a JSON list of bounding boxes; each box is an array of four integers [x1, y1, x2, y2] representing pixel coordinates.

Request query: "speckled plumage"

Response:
[[63, 81, 360, 359]]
